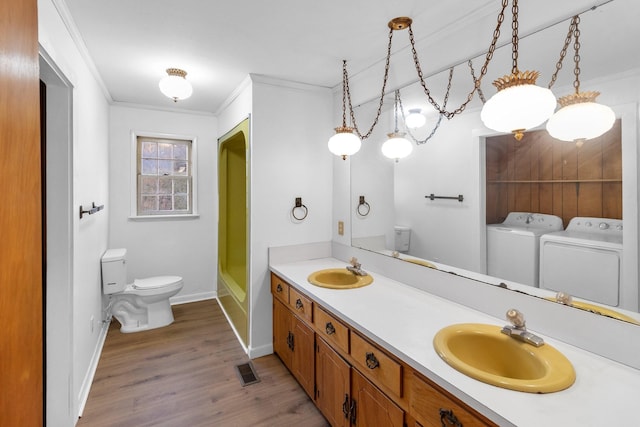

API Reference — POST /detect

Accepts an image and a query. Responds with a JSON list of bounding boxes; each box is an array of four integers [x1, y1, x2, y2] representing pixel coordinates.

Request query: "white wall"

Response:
[[39, 0, 110, 423], [108, 106, 218, 303], [216, 75, 334, 357]]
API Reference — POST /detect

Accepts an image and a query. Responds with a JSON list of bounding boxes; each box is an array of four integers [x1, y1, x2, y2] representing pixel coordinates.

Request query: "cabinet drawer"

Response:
[[351, 332, 401, 397], [314, 306, 349, 354], [271, 274, 289, 304], [289, 287, 313, 323], [410, 372, 491, 427]]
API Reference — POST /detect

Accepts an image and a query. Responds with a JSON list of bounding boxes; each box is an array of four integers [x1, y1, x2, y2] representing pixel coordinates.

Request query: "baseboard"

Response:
[[249, 342, 273, 359], [171, 291, 216, 305], [76, 319, 110, 418]]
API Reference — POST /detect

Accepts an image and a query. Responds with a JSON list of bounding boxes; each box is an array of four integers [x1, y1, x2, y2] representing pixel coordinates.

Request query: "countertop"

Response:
[[270, 257, 640, 427]]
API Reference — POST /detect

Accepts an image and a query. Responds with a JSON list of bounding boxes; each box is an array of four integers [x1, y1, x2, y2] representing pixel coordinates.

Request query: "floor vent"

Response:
[[235, 362, 260, 387]]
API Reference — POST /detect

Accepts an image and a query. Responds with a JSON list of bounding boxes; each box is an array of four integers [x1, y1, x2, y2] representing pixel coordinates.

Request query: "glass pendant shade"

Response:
[[405, 109, 426, 129], [159, 68, 193, 102], [546, 93, 615, 143], [481, 82, 556, 140], [381, 132, 413, 161], [328, 127, 361, 160]]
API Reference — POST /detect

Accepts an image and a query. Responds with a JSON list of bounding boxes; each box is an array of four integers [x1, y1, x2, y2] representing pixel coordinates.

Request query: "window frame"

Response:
[[129, 131, 199, 219]]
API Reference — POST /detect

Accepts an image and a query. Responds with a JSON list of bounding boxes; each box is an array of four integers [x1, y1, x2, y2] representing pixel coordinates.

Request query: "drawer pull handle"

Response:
[[439, 408, 462, 427], [276, 283, 283, 293], [325, 322, 336, 335], [295, 298, 303, 310], [365, 352, 379, 369]]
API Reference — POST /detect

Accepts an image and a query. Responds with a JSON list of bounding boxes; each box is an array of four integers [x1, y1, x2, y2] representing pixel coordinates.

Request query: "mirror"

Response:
[[350, 0, 640, 324]]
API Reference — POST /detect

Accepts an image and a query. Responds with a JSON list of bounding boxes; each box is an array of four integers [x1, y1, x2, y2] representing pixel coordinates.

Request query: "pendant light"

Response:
[[546, 16, 615, 147], [480, 0, 556, 140], [328, 60, 361, 160], [381, 91, 413, 161], [159, 68, 193, 102]]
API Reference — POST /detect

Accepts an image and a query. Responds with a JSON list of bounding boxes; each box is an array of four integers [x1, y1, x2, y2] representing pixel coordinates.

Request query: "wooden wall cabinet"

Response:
[[271, 273, 494, 427]]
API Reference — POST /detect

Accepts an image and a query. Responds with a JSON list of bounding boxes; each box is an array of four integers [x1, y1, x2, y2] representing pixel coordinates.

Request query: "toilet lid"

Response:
[[133, 275, 183, 290]]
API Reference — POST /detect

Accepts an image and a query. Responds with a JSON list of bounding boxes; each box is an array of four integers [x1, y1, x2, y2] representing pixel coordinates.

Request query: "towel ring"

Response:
[[357, 196, 370, 216], [292, 197, 308, 221]]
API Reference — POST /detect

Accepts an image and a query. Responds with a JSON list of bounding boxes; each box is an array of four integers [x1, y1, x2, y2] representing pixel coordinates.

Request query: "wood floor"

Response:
[[77, 299, 329, 427]]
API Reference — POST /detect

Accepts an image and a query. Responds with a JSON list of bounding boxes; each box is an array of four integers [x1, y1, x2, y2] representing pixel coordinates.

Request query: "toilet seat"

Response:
[[133, 276, 183, 290]]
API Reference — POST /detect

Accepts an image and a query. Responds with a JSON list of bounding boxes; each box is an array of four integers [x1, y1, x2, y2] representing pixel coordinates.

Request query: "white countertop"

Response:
[[270, 257, 640, 427]]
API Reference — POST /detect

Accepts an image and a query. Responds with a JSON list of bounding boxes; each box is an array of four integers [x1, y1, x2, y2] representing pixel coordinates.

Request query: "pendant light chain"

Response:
[[344, 28, 395, 140], [548, 16, 578, 89], [409, 0, 509, 119], [340, 60, 348, 127], [398, 67, 454, 145], [468, 60, 486, 104], [511, 0, 519, 74], [572, 15, 581, 94]]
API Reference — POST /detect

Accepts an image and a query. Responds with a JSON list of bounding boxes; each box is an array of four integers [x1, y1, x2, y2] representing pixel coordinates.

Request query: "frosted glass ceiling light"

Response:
[[382, 90, 413, 161], [546, 16, 615, 147], [159, 68, 193, 102], [328, 60, 361, 160], [405, 108, 426, 129], [480, 0, 556, 141]]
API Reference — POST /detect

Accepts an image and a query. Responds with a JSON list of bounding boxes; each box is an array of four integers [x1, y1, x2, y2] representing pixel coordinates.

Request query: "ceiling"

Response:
[[62, 0, 638, 114]]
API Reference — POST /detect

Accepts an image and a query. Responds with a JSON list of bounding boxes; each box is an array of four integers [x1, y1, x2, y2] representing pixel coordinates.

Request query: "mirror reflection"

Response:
[[349, 0, 640, 324]]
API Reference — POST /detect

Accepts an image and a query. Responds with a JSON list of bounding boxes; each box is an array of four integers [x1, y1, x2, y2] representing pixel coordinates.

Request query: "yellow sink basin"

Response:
[[547, 297, 640, 325], [433, 323, 575, 393], [307, 268, 373, 289]]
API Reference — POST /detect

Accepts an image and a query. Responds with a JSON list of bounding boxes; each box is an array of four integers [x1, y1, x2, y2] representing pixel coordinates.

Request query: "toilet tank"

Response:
[[394, 226, 411, 252], [101, 248, 127, 294]]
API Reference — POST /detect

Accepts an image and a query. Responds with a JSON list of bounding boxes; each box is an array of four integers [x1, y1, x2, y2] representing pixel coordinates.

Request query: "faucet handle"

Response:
[[556, 292, 573, 305], [350, 257, 359, 267], [506, 309, 526, 328]]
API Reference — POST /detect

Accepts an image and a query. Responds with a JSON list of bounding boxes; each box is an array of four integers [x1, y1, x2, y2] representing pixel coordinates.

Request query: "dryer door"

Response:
[[540, 242, 620, 306]]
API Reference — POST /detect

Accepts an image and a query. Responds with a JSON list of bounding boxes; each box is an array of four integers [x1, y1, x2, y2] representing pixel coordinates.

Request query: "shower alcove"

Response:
[[218, 117, 250, 346]]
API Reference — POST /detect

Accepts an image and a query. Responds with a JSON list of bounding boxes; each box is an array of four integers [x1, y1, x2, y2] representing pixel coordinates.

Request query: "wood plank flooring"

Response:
[[77, 299, 329, 426]]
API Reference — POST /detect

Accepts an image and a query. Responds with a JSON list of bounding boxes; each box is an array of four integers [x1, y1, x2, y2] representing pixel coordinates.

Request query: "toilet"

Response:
[[101, 248, 183, 333], [394, 226, 411, 253]]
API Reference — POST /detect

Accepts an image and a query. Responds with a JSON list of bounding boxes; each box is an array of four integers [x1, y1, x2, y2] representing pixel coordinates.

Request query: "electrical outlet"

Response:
[[338, 221, 344, 236]]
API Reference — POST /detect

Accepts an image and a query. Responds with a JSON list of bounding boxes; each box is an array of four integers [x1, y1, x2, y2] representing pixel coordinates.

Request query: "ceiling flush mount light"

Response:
[[328, 60, 361, 160], [405, 108, 426, 129], [480, 0, 556, 141], [546, 16, 615, 147], [159, 68, 193, 102], [381, 91, 413, 161]]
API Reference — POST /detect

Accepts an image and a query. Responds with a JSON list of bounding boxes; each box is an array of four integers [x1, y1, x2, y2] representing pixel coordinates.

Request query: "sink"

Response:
[[433, 323, 575, 393], [547, 298, 640, 325], [307, 268, 373, 289]]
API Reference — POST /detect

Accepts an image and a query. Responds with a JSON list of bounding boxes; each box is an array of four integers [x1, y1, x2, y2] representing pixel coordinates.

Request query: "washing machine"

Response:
[[539, 217, 623, 307], [487, 212, 564, 287]]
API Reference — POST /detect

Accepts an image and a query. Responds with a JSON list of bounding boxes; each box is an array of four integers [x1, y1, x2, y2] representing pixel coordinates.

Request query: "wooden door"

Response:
[[290, 315, 315, 399], [351, 369, 403, 427], [316, 337, 350, 427], [273, 299, 292, 368], [0, 0, 43, 425]]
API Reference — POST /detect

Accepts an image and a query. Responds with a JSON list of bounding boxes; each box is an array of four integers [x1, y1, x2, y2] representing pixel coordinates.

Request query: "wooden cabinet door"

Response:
[[273, 299, 292, 368], [290, 315, 315, 399], [351, 369, 403, 427], [316, 337, 350, 427]]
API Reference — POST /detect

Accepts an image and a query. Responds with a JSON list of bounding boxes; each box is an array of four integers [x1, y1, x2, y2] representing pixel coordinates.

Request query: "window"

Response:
[[134, 134, 196, 216]]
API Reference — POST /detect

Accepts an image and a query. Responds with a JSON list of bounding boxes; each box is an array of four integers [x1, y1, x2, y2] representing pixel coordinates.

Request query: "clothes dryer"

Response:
[[539, 217, 623, 307]]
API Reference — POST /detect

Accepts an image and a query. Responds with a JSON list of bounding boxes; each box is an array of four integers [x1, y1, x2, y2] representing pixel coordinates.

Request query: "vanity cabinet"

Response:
[[272, 298, 315, 398], [271, 272, 495, 427]]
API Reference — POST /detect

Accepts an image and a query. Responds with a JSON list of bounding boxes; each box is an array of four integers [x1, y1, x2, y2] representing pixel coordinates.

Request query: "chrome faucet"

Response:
[[525, 213, 534, 224], [501, 309, 545, 347], [346, 257, 368, 276]]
